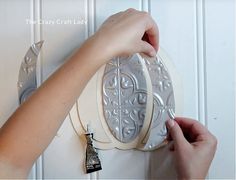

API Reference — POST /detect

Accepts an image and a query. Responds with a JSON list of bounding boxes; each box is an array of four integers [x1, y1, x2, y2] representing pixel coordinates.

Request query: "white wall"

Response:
[[0, 0, 235, 179]]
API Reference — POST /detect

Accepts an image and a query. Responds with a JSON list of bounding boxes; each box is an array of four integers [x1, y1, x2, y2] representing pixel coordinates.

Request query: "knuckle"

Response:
[[212, 135, 218, 146], [126, 8, 136, 12], [208, 134, 218, 148], [142, 11, 149, 16], [141, 11, 150, 18]]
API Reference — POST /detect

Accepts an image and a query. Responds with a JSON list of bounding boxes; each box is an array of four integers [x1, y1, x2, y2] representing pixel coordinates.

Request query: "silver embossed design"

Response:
[[18, 41, 44, 104], [102, 54, 175, 145], [103, 56, 147, 143], [145, 57, 175, 132], [142, 56, 175, 150]]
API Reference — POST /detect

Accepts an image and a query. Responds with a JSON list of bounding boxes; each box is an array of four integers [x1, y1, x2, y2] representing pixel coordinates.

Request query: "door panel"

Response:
[[205, 0, 235, 178]]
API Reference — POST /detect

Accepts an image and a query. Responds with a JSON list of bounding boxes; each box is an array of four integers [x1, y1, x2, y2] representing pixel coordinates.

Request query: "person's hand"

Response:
[[166, 117, 217, 179], [82, 8, 159, 66], [96, 8, 159, 58]]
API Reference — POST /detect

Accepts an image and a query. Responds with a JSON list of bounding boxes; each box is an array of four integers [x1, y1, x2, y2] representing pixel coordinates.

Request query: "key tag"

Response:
[[85, 125, 102, 173]]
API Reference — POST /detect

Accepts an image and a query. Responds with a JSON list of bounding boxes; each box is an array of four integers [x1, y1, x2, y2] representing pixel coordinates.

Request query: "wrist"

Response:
[[92, 29, 122, 59], [81, 32, 115, 66]]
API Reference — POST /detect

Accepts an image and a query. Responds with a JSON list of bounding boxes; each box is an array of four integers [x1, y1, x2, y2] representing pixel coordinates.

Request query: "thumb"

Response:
[[166, 119, 189, 149], [139, 40, 156, 57]]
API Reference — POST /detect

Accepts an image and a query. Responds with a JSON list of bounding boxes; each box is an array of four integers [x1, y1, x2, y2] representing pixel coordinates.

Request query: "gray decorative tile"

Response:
[[102, 54, 175, 146], [103, 55, 147, 143], [143, 56, 175, 150]]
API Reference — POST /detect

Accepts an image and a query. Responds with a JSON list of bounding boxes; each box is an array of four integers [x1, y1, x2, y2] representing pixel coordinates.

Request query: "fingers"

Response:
[[144, 14, 159, 51], [145, 21, 159, 51], [139, 40, 156, 57], [166, 120, 189, 150], [99, 8, 159, 58], [175, 117, 209, 136], [126, 9, 159, 52]]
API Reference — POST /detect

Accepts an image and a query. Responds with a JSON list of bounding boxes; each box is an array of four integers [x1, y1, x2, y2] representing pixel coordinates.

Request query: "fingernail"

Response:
[[166, 119, 175, 129]]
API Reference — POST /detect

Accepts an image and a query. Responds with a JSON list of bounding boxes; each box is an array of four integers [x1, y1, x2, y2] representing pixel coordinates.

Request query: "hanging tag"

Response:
[[85, 126, 102, 173]]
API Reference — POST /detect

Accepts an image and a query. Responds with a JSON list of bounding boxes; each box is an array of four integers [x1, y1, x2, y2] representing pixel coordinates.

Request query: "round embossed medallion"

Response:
[[102, 54, 175, 144], [103, 55, 148, 143]]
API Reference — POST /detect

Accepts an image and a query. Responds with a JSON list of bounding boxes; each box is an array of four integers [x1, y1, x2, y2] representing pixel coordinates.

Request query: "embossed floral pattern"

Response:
[[103, 55, 175, 144]]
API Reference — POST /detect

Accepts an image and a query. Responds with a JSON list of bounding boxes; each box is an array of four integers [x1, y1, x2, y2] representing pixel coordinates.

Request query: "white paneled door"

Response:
[[0, 0, 235, 179]]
